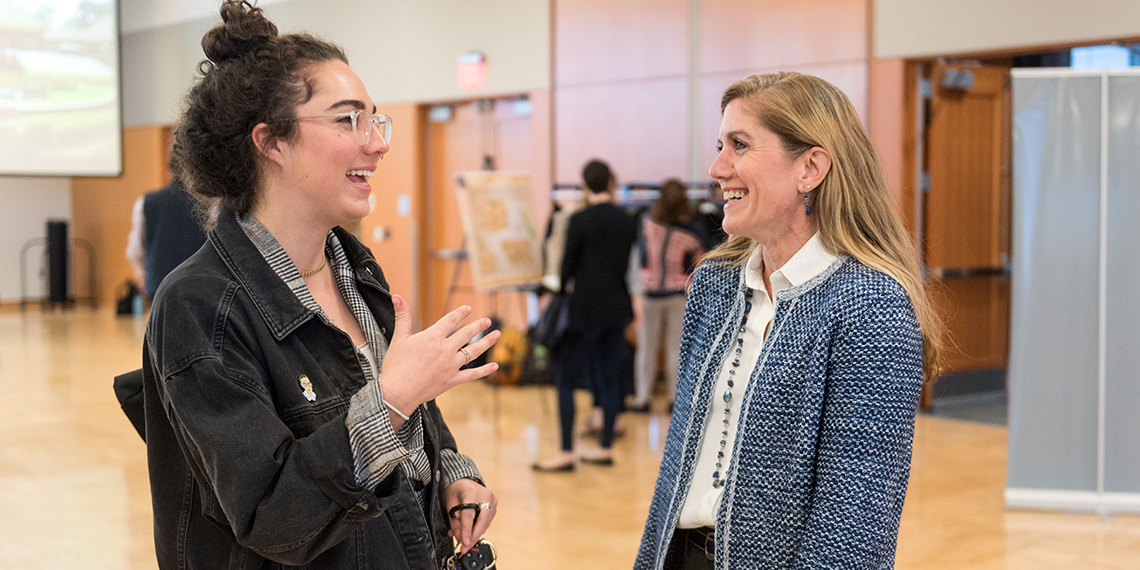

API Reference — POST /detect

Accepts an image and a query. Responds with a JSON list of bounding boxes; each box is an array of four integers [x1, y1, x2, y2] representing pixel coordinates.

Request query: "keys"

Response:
[[444, 539, 497, 570]]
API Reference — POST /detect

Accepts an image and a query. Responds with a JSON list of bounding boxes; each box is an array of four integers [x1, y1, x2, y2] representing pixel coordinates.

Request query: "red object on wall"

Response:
[[457, 52, 486, 90]]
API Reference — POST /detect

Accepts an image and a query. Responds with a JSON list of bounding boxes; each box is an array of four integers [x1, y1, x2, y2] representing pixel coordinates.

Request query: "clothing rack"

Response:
[[550, 181, 717, 205]]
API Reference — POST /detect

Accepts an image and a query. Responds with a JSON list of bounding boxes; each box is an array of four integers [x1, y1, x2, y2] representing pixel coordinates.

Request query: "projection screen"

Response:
[[0, 0, 121, 176]]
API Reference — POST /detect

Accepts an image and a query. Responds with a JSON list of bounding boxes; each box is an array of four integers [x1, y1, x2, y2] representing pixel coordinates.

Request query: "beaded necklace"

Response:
[[712, 287, 754, 489]]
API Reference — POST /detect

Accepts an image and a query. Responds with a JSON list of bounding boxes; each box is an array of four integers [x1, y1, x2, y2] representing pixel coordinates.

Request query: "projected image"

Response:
[[0, 0, 120, 175]]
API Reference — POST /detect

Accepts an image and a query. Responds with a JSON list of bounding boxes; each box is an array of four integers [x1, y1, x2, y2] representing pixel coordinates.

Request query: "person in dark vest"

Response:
[[126, 177, 207, 299]]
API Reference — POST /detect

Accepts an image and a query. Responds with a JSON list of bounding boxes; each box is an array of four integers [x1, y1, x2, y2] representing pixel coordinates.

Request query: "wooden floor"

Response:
[[2, 307, 1138, 569]]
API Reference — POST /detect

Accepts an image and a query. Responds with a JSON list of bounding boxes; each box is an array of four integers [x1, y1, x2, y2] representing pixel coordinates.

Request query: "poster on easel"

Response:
[[454, 171, 542, 290]]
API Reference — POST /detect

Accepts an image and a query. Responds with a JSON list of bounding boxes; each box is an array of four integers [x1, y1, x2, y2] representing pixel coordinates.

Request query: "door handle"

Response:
[[929, 266, 1009, 279], [433, 248, 468, 260]]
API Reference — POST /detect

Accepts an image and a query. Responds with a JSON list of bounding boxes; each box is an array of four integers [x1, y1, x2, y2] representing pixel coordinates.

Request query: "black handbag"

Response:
[[535, 292, 571, 351], [113, 368, 147, 442]]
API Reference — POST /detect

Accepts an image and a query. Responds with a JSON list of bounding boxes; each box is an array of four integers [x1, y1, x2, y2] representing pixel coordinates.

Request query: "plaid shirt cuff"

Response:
[[440, 449, 483, 488], [346, 378, 422, 490]]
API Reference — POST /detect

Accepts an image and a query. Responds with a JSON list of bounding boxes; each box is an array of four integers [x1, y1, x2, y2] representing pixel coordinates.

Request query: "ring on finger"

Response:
[[479, 502, 493, 510], [459, 346, 471, 366]]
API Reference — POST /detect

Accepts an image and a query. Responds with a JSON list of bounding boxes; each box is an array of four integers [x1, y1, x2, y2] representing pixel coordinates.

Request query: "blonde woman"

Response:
[[634, 72, 942, 569]]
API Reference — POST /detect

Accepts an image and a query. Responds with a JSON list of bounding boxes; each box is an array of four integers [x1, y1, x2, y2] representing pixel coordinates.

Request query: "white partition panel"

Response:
[[1105, 74, 1140, 495], [1007, 73, 1102, 494], [1007, 69, 1140, 513]]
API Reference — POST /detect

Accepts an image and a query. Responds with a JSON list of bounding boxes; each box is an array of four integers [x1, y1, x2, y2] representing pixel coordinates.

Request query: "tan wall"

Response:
[[0, 177, 70, 305], [876, 0, 1140, 59], [71, 126, 171, 307], [120, 0, 551, 127]]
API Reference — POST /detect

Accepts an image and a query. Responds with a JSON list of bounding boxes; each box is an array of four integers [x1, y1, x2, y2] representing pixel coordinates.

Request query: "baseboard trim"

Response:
[[1005, 488, 1140, 513]]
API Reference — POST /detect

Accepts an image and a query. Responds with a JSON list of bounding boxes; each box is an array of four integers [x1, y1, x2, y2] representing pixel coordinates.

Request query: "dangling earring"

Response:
[[802, 184, 812, 216]]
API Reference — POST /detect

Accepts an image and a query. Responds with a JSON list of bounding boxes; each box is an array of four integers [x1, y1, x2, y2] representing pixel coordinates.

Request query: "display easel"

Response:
[[443, 236, 532, 322], [443, 236, 537, 434], [449, 170, 545, 431]]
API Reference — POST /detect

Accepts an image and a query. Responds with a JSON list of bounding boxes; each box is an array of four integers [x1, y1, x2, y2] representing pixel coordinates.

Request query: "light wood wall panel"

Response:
[[698, 63, 868, 176], [415, 94, 550, 331], [696, 0, 869, 181], [527, 89, 555, 233], [71, 126, 171, 307], [422, 107, 485, 328], [868, 58, 911, 225], [700, 0, 867, 75], [359, 103, 423, 324], [554, 0, 687, 87], [931, 275, 1010, 372], [555, 78, 688, 183], [924, 65, 1007, 270], [553, 0, 871, 187]]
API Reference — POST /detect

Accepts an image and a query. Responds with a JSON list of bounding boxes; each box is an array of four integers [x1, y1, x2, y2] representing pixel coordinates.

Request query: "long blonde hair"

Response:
[[705, 72, 942, 383]]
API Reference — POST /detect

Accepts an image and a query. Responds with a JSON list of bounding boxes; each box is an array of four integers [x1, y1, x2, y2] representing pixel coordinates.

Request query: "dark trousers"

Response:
[[555, 324, 625, 450], [664, 527, 716, 570]]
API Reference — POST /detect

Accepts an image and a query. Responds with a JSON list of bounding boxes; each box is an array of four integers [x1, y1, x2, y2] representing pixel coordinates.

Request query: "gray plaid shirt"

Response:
[[237, 213, 481, 493]]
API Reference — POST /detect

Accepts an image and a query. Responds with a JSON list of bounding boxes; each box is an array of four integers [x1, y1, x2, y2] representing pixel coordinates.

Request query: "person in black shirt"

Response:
[[534, 159, 637, 471]]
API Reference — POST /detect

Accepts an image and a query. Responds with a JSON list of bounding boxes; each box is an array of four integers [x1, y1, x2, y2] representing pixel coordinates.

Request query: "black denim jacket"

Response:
[[143, 212, 456, 569]]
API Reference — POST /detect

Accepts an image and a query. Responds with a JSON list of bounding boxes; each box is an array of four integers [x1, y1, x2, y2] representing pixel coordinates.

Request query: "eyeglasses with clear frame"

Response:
[[289, 109, 392, 146]]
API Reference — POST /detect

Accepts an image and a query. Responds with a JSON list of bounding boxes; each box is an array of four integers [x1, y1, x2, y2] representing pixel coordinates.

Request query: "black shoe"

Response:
[[627, 403, 650, 413], [531, 460, 575, 472], [580, 425, 626, 439], [579, 456, 614, 466]]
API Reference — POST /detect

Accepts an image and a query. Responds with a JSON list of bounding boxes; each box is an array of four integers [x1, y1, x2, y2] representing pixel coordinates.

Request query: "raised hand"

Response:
[[379, 294, 500, 417]]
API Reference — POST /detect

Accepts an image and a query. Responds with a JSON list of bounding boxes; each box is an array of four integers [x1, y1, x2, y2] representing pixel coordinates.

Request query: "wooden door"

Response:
[[421, 99, 532, 330], [923, 64, 1011, 375]]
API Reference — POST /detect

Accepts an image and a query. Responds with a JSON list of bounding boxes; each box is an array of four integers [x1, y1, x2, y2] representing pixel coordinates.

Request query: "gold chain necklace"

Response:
[[298, 257, 327, 278]]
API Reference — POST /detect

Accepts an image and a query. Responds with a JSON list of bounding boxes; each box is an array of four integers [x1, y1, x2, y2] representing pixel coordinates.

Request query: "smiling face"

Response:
[[710, 97, 811, 245], [274, 59, 389, 228]]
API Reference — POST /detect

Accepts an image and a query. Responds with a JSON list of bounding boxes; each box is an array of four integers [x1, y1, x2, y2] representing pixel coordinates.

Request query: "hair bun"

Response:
[[201, 0, 278, 64]]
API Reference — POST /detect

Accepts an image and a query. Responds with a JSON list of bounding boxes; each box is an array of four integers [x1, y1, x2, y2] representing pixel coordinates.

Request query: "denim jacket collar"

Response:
[[208, 212, 391, 342]]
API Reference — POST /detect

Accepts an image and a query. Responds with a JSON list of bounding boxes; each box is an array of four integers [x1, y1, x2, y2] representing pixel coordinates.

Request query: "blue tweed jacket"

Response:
[[634, 256, 924, 570]]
